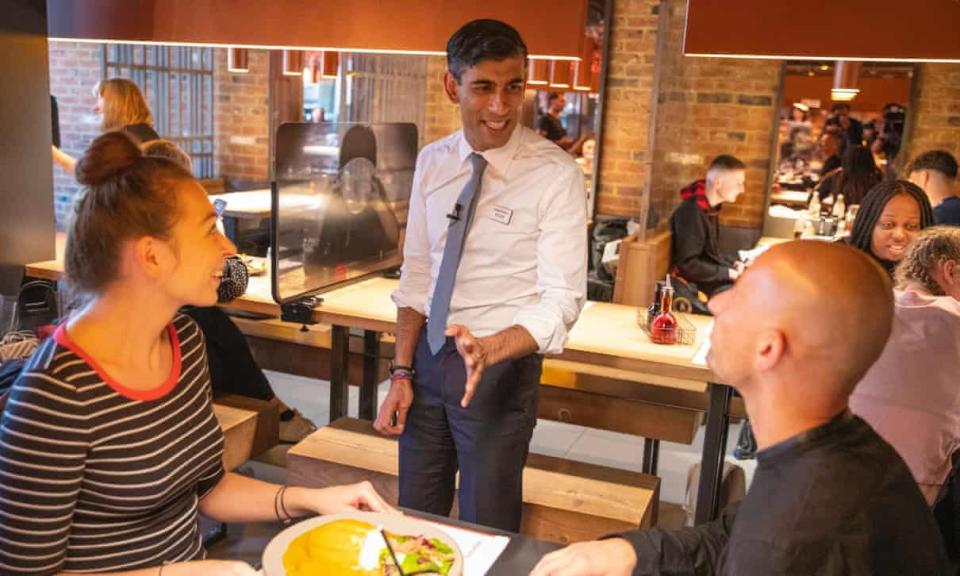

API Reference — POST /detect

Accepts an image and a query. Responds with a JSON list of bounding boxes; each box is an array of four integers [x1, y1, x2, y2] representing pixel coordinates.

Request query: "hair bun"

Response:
[[75, 131, 143, 186]]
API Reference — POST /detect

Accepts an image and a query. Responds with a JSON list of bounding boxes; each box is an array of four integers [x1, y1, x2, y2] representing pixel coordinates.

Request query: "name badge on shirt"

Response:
[[489, 205, 513, 225]]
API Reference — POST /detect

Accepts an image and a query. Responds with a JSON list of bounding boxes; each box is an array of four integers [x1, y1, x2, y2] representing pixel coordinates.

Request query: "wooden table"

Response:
[[205, 507, 562, 573], [208, 189, 323, 243], [769, 189, 810, 208], [24, 258, 734, 525]]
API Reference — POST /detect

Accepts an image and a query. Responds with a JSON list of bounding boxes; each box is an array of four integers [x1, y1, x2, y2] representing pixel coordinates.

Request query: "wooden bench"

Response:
[[229, 314, 743, 475], [213, 403, 259, 472], [613, 230, 672, 307], [214, 394, 280, 467], [230, 315, 390, 386], [287, 418, 660, 544]]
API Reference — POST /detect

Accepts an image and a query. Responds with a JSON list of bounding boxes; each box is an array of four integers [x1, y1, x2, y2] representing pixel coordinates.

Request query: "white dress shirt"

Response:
[[392, 125, 587, 354]]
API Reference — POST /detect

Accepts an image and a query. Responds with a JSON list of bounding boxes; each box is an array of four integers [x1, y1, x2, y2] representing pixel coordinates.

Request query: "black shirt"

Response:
[[934, 196, 960, 226], [619, 412, 951, 575], [536, 114, 566, 142], [820, 154, 841, 178], [668, 197, 733, 295]]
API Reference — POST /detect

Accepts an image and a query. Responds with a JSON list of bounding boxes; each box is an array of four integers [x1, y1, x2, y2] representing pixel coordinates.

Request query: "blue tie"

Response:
[[427, 153, 488, 354]]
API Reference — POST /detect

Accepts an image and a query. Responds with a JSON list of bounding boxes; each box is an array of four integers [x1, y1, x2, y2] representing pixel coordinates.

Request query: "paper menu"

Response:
[[422, 520, 511, 576], [692, 319, 713, 366]]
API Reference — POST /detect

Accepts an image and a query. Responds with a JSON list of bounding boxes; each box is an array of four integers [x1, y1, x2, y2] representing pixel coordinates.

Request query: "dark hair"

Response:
[[446, 19, 527, 82], [708, 154, 746, 172], [909, 150, 959, 180], [67, 131, 193, 294], [849, 180, 934, 275], [547, 92, 562, 104], [141, 139, 193, 172], [835, 145, 882, 205], [831, 102, 851, 113]]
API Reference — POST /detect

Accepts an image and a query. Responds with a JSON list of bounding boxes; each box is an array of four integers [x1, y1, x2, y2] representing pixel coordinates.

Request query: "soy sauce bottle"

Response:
[[650, 275, 678, 345]]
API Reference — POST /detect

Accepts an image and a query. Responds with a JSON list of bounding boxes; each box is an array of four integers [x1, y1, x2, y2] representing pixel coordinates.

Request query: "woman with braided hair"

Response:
[[848, 179, 935, 276], [850, 226, 960, 505]]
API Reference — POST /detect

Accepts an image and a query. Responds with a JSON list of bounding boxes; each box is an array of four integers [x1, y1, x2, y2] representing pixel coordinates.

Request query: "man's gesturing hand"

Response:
[[445, 324, 487, 408]]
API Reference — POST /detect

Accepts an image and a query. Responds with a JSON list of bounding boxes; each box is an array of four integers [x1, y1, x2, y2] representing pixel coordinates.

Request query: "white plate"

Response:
[[261, 511, 464, 576]]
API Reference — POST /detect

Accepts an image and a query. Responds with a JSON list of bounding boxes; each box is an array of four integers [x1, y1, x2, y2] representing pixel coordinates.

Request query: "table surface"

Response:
[[769, 189, 811, 207], [205, 509, 561, 574], [208, 189, 323, 219], [30, 234, 721, 388]]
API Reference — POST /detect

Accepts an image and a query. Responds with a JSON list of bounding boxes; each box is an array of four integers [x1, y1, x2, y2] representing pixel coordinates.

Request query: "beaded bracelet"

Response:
[[390, 369, 414, 382]]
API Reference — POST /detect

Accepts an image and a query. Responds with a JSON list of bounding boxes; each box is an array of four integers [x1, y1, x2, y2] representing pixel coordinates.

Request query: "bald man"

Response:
[[530, 241, 951, 576]]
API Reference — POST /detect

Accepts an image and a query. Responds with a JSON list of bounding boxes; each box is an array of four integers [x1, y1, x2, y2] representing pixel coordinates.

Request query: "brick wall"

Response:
[[902, 63, 960, 171], [647, 0, 780, 230], [47, 43, 272, 226], [422, 56, 461, 146], [48, 42, 102, 227], [213, 48, 271, 186], [594, 0, 660, 218]]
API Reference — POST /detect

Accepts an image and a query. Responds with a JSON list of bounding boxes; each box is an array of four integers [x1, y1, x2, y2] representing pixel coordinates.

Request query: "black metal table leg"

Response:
[[695, 382, 733, 524], [641, 438, 660, 476], [359, 330, 380, 421], [329, 325, 350, 421]]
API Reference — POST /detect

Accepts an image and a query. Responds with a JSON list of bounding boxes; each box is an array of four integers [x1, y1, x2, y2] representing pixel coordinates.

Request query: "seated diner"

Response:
[[0, 132, 394, 575], [851, 226, 960, 505]]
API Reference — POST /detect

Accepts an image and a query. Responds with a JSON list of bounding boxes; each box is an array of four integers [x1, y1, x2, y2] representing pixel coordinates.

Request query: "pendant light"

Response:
[[549, 60, 571, 89], [527, 59, 550, 86], [227, 47, 249, 73], [282, 50, 304, 76]]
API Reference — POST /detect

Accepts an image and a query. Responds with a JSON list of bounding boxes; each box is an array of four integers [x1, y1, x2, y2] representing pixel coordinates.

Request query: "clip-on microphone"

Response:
[[446, 203, 463, 223]]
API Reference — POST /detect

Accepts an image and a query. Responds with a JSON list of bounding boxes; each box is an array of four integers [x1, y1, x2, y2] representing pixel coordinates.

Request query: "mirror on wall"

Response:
[[526, 0, 609, 221], [764, 61, 915, 236]]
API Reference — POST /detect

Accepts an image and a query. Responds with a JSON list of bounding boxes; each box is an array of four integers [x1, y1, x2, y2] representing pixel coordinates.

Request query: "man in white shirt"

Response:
[[373, 19, 587, 531]]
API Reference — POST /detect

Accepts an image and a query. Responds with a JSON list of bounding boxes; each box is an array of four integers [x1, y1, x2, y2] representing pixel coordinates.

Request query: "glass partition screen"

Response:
[[271, 122, 417, 304]]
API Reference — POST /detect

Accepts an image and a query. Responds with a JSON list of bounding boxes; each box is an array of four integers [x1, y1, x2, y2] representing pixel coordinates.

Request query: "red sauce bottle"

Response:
[[650, 277, 678, 345]]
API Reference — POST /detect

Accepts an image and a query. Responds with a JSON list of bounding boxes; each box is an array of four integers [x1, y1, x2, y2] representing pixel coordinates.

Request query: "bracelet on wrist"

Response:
[[389, 361, 415, 378], [390, 370, 413, 382], [274, 485, 293, 525], [279, 485, 293, 524]]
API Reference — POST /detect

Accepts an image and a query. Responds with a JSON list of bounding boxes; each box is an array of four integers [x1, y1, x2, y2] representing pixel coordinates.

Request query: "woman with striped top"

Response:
[[0, 132, 394, 575]]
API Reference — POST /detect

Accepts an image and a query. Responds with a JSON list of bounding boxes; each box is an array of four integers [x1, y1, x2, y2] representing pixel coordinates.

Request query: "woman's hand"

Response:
[[295, 481, 399, 516]]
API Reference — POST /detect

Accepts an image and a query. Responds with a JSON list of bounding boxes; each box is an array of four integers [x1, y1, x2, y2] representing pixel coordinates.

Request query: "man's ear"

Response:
[[754, 329, 785, 374], [443, 71, 460, 105]]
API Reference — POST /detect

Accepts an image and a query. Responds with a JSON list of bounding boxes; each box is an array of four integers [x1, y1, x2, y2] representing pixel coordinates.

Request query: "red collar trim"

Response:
[[54, 323, 182, 401]]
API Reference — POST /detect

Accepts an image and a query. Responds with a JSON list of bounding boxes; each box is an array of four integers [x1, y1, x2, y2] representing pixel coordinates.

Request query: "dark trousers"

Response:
[[399, 329, 542, 532], [184, 307, 275, 401]]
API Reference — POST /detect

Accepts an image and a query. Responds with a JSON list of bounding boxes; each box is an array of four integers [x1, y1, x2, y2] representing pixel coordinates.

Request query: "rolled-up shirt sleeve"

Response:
[[513, 163, 587, 354], [392, 151, 432, 315]]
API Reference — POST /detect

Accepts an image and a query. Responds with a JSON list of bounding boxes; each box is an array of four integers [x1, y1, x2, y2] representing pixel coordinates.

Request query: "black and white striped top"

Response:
[[0, 314, 225, 575]]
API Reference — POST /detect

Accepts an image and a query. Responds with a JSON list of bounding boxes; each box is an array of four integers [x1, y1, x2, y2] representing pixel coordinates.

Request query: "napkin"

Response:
[[692, 320, 713, 366], [421, 520, 511, 576]]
